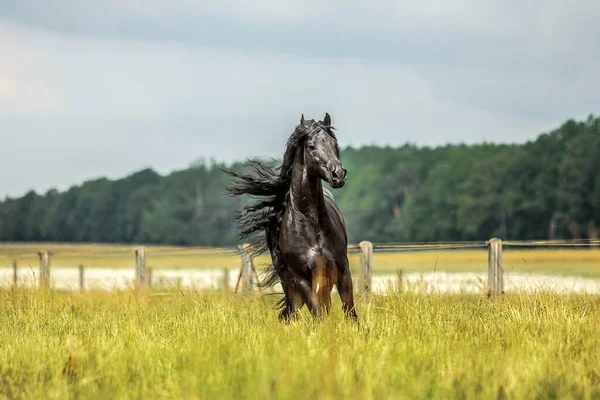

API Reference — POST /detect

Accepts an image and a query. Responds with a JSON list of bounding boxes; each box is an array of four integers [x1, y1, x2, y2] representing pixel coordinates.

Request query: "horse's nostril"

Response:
[[331, 169, 339, 180]]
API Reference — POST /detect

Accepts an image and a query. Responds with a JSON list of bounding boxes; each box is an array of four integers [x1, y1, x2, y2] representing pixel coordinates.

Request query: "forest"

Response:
[[1, 114, 599, 246]]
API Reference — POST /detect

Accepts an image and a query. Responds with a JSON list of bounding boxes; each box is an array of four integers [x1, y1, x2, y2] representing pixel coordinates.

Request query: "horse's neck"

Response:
[[289, 165, 326, 221]]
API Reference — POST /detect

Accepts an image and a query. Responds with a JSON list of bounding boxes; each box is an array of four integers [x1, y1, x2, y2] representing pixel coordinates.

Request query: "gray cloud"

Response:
[[1, 1, 599, 197]]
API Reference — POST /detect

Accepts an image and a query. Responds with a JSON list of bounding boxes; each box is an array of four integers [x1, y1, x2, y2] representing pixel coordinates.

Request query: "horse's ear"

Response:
[[323, 113, 331, 126], [300, 114, 305, 124]]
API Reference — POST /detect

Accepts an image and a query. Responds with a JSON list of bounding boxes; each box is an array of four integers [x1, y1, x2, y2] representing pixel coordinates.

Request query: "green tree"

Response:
[[1, 114, 599, 245]]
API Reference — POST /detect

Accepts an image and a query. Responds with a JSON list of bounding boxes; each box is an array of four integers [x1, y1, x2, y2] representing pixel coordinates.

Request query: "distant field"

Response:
[[1, 242, 600, 277], [0, 289, 598, 399]]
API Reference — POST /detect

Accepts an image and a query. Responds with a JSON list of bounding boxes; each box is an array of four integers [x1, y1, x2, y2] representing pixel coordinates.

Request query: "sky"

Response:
[[1, 1, 599, 198]]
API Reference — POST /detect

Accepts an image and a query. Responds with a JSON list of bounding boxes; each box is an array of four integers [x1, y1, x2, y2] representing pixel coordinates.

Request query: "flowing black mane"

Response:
[[222, 117, 337, 288]]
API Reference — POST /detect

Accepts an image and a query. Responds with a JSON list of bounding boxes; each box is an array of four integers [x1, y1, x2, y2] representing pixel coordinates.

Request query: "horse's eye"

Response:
[[308, 145, 317, 151]]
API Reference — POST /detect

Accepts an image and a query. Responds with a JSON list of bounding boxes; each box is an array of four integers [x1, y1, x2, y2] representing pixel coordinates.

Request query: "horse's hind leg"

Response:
[[278, 269, 303, 322], [290, 259, 334, 320], [278, 285, 295, 322], [279, 289, 305, 322], [294, 276, 322, 318], [337, 263, 358, 321]]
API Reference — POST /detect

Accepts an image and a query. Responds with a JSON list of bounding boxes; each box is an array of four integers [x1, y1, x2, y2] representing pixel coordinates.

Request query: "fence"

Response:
[[5, 238, 599, 296]]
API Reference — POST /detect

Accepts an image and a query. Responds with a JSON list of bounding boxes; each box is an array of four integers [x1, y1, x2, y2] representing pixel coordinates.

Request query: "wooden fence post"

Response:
[[487, 238, 503, 295], [134, 247, 149, 288], [13, 260, 17, 287], [396, 268, 404, 294], [359, 241, 373, 301], [78, 264, 85, 292], [38, 251, 51, 288]]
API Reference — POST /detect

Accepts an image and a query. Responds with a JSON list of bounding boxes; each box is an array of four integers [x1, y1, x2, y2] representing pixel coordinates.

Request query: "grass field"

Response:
[[2, 242, 600, 277], [0, 288, 599, 399]]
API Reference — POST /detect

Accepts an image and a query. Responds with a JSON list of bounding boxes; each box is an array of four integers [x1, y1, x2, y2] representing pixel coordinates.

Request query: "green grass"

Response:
[[1, 288, 599, 399]]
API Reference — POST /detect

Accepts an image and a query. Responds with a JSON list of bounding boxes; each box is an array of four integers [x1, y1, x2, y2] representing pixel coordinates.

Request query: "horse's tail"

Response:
[[255, 231, 284, 292], [221, 160, 285, 291]]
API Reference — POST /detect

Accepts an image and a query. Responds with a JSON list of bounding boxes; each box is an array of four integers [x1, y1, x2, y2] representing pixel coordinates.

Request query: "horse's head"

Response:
[[301, 113, 347, 189]]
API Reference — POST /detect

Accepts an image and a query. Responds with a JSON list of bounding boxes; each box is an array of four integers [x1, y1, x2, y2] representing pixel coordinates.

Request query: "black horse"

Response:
[[223, 113, 358, 322]]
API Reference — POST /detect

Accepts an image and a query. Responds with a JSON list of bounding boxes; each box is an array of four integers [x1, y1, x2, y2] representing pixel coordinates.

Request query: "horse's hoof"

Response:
[[344, 310, 359, 323], [278, 308, 296, 323]]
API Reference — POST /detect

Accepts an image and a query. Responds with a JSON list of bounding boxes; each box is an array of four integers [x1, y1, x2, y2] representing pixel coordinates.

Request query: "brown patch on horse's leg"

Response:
[[311, 256, 331, 317], [337, 266, 358, 321]]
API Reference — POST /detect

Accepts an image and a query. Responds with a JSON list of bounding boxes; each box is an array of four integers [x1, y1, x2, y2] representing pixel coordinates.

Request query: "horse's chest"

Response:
[[280, 212, 332, 267], [282, 211, 327, 242]]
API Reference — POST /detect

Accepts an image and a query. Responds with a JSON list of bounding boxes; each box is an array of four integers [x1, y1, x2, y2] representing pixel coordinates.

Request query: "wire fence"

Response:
[[1, 238, 599, 295], [3, 238, 598, 257]]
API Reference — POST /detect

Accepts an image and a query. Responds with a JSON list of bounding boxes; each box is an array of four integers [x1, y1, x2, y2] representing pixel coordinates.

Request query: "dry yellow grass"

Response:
[[1, 242, 599, 277], [1, 288, 599, 399]]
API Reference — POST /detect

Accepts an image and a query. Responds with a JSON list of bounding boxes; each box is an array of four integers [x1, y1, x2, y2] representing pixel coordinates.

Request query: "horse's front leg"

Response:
[[337, 262, 358, 321]]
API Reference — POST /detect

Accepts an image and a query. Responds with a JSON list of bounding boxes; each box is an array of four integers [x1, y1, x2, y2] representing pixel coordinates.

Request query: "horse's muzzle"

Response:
[[329, 164, 347, 188]]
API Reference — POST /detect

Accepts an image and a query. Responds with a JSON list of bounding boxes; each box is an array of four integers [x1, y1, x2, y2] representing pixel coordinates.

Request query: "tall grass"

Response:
[[1, 288, 598, 399]]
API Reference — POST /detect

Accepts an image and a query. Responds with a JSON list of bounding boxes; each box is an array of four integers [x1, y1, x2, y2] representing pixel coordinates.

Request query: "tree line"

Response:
[[1, 114, 599, 246]]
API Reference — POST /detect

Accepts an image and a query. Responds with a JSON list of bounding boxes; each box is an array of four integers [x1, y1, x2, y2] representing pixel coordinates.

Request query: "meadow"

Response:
[[0, 287, 599, 399], [2, 242, 600, 278]]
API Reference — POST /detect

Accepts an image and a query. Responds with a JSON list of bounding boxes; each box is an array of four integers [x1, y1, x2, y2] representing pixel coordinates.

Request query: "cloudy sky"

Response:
[[1, 1, 599, 198]]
